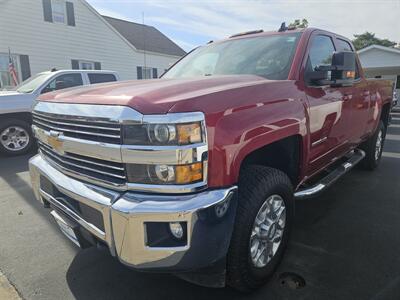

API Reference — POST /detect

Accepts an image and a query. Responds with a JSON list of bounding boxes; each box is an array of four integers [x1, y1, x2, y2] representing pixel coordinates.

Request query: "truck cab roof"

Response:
[[37, 69, 119, 76]]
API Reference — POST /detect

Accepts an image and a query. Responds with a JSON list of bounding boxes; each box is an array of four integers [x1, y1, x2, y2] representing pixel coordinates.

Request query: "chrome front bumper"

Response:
[[30, 154, 237, 271]]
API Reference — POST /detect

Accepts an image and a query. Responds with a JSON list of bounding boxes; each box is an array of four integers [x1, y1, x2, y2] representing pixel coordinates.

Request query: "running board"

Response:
[[294, 149, 365, 200]]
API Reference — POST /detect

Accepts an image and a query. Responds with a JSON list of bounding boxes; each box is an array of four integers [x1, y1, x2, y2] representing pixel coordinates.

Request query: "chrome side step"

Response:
[[294, 149, 365, 200]]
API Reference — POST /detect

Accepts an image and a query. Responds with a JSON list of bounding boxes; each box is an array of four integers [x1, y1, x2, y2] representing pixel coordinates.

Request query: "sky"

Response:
[[86, 0, 400, 52]]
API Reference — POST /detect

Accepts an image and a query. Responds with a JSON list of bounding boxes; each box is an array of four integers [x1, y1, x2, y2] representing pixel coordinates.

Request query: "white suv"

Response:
[[0, 70, 120, 156]]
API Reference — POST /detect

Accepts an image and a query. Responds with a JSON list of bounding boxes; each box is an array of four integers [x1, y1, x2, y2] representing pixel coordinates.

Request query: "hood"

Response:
[[37, 75, 267, 114], [0, 90, 35, 113]]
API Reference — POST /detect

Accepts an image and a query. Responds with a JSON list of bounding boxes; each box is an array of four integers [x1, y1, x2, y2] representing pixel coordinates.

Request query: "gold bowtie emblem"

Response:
[[48, 131, 64, 154]]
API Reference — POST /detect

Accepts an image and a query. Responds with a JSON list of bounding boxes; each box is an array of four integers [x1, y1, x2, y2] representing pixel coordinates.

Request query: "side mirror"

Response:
[[308, 51, 356, 87], [329, 51, 356, 86]]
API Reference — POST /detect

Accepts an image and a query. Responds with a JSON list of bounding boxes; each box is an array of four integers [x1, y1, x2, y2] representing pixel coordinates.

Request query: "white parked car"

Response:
[[0, 69, 120, 156]]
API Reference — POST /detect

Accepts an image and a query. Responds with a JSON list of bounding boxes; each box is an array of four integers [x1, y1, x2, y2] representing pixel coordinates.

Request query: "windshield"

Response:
[[16, 73, 52, 93], [163, 33, 301, 80]]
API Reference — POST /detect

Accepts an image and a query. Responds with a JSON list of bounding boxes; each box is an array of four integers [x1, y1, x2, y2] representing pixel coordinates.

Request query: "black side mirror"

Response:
[[329, 51, 356, 86], [308, 51, 356, 87]]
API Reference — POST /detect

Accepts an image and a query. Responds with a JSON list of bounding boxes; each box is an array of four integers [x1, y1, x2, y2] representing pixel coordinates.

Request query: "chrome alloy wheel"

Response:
[[375, 129, 383, 161], [249, 194, 286, 268], [0, 126, 30, 151]]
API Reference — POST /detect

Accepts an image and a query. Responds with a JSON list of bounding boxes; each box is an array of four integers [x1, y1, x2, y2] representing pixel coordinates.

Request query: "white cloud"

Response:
[[146, 0, 400, 42], [88, 0, 400, 45]]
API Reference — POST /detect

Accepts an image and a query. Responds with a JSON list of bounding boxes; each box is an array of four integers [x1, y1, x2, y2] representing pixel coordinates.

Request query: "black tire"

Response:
[[0, 118, 34, 156], [359, 121, 386, 170], [227, 165, 294, 292]]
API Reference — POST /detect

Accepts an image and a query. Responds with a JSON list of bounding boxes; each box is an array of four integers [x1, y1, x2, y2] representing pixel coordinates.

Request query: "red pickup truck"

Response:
[[29, 27, 394, 291]]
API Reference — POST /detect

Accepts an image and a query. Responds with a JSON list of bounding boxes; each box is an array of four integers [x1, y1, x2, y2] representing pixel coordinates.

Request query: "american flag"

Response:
[[8, 48, 19, 86]]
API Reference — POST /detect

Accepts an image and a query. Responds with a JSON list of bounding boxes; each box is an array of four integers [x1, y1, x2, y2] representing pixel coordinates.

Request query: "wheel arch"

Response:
[[0, 112, 32, 124], [238, 135, 303, 187]]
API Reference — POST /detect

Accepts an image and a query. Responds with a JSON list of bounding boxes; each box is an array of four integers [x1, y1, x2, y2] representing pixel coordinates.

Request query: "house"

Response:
[[0, 0, 185, 89], [358, 45, 400, 95]]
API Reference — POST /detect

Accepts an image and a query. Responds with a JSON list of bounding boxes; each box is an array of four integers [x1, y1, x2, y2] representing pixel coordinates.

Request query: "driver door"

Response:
[[303, 34, 353, 175]]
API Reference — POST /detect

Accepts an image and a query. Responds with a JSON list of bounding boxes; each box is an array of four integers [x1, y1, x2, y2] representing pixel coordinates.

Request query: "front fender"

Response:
[[207, 97, 308, 188]]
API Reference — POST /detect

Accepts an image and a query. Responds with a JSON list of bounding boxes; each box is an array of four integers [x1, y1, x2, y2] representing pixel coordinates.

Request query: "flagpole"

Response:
[[8, 47, 19, 86]]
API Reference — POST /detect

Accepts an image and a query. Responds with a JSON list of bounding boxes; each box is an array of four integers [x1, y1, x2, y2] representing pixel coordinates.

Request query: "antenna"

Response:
[[142, 12, 147, 78]]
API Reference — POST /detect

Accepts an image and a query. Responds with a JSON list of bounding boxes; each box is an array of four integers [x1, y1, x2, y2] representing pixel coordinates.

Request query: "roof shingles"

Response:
[[102, 15, 186, 57]]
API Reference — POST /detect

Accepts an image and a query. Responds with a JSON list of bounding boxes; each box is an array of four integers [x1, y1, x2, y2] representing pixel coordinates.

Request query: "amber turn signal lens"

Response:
[[177, 122, 202, 144], [176, 162, 203, 184]]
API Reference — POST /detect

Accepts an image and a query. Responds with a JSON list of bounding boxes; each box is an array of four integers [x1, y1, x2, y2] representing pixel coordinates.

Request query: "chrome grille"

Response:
[[32, 111, 121, 144], [38, 142, 126, 185]]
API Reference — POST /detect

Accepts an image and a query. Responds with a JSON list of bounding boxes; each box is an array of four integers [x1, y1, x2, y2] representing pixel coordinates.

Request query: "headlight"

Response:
[[149, 124, 176, 143], [126, 162, 204, 185], [123, 112, 207, 188], [123, 122, 203, 145]]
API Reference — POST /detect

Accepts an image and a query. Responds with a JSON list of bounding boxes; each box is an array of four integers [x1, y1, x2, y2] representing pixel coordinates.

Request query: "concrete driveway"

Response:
[[1, 112, 400, 300]]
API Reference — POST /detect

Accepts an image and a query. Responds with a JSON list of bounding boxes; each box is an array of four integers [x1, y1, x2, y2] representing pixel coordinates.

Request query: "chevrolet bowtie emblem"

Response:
[[48, 130, 64, 154]]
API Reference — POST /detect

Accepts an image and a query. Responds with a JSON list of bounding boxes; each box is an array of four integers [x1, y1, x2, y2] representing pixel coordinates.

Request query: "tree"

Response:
[[288, 19, 308, 29], [352, 32, 397, 50]]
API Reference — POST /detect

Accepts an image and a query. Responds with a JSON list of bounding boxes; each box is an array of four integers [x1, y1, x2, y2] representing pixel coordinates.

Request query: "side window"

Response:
[[88, 73, 117, 84], [308, 35, 336, 71], [41, 73, 83, 94], [336, 39, 353, 51]]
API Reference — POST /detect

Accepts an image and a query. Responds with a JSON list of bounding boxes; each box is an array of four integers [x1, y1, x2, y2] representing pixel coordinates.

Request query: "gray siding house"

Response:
[[0, 0, 185, 89]]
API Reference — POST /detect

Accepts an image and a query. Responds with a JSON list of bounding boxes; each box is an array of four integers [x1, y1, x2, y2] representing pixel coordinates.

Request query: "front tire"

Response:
[[0, 119, 34, 156], [359, 121, 386, 170], [227, 165, 294, 292]]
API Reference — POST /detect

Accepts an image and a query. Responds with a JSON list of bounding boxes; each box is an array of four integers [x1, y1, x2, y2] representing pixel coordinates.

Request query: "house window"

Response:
[[137, 66, 158, 79], [0, 53, 21, 89], [71, 60, 101, 70], [52, 0, 66, 24], [42, 0, 75, 26], [79, 61, 95, 70], [143, 67, 152, 79]]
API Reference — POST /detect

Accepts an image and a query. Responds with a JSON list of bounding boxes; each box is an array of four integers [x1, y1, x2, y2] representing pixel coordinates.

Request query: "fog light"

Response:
[[169, 222, 184, 239]]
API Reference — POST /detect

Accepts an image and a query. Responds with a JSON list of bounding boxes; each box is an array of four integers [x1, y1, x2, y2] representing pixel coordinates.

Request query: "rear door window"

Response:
[[88, 73, 117, 84]]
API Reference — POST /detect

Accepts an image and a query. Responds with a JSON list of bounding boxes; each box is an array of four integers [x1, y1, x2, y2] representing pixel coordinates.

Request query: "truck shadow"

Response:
[[66, 160, 400, 299], [65, 246, 297, 300]]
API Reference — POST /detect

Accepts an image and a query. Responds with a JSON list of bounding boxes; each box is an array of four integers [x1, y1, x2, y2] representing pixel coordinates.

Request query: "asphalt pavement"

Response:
[[0, 112, 400, 300]]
